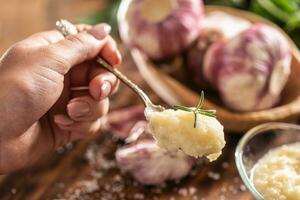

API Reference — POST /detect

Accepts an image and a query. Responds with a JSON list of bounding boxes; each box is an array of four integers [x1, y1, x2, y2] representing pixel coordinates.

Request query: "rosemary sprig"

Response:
[[173, 91, 216, 128]]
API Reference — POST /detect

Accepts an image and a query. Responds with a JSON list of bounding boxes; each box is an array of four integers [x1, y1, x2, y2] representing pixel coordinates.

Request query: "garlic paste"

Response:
[[145, 109, 225, 161], [252, 143, 300, 200]]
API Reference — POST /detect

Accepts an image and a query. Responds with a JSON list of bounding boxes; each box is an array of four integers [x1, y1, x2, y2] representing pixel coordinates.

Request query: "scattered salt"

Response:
[[192, 196, 198, 200], [188, 186, 197, 195], [152, 187, 162, 194], [133, 193, 144, 199], [65, 142, 73, 150], [220, 186, 227, 193], [220, 195, 226, 200], [207, 171, 220, 180], [221, 162, 229, 169], [11, 188, 16, 195], [178, 188, 188, 196], [240, 184, 247, 192], [233, 177, 239, 183], [56, 147, 65, 154], [104, 183, 111, 191]]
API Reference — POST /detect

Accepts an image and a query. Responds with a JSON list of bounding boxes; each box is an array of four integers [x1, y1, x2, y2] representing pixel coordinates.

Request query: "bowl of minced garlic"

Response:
[[235, 123, 300, 200]]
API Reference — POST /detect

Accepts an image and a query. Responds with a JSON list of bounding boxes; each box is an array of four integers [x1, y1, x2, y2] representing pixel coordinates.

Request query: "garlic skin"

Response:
[[204, 24, 291, 111], [185, 11, 251, 87], [115, 118, 195, 185], [118, 0, 203, 60], [115, 140, 194, 185], [200, 11, 251, 40]]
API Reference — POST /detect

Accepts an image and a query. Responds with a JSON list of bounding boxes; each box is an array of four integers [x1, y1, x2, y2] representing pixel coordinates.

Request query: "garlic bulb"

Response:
[[118, 0, 203, 60], [200, 11, 251, 40], [204, 24, 291, 111], [116, 140, 194, 185], [185, 11, 251, 87]]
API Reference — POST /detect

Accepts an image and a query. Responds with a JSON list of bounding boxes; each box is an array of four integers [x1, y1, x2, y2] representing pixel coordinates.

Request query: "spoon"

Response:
[[55, 19, 165, 113]]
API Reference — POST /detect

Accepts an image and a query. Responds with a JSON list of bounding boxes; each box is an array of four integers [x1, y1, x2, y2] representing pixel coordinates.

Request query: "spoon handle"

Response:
[[96, 58, 154, 107], [55, 19, 152, 107]]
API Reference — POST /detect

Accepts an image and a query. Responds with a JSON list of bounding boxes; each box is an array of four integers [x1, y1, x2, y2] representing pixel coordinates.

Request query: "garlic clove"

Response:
[[115, 140, 195, 185]]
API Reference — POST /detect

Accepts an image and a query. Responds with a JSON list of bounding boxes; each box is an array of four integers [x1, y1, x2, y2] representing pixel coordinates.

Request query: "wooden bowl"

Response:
[[129, 6, 300, 133]]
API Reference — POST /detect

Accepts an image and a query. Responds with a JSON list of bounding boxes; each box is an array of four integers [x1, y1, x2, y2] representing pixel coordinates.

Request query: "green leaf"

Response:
[[286, 11, 300, 31], [173, 105, 193, 112], [255, 0, 291, 22], [196, 91, 205, 109], [172, 91, 216, 128]]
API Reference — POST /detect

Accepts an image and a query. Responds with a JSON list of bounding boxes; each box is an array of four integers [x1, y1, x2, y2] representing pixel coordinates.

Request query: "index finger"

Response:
[[20, 24, 93, 47]]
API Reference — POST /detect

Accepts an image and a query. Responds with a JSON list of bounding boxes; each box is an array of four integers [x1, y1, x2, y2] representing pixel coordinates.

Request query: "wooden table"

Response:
[[0, 0, 254, 199]]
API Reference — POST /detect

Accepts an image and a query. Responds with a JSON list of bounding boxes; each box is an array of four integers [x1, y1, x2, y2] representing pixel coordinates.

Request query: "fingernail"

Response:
[[89, 24, 111, 40], [99, 81, 111, 100], [54, 115, 74, 126], [67, 101, 91, 118]]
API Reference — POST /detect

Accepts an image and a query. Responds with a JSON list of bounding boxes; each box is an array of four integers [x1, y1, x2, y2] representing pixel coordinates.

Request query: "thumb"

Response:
[[41, 23, 111, 75]]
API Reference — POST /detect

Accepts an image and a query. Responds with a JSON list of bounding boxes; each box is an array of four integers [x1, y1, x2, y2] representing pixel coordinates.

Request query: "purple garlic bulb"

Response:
[[185, 11, 251, 87], [204, 23, 291, 111], [116, 140, 194, 185], [118, 0, 203, 60], [200, 11, 251, 40]]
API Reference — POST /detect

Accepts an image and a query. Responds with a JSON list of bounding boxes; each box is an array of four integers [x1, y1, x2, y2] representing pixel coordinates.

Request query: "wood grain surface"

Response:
[[0, 0, 254, 199]]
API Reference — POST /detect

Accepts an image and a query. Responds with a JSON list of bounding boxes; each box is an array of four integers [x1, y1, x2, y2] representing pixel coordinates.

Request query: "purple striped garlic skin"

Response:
[[200, 11, 251, 40], [115, 140, 194, 185], [118, 0, 203, 60], [204, 24, 291, 112], [185, 12, 251, 87]]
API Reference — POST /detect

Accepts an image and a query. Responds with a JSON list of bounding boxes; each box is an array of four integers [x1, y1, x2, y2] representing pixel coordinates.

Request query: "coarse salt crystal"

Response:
[[189, 186, 197, 195], [178, 188, 188, 196], [221, 162, 229, 169], [240, 184, 246, 192], [11, 188, 16, 195], [207, 171, 220, 180]]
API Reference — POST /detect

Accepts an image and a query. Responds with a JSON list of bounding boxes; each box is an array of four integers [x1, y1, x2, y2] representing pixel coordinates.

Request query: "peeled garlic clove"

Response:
[[185, 11, 251, 87], [118, 0, 203, 60], [115, 140, 194, 185], [204, 24, 291, 111]]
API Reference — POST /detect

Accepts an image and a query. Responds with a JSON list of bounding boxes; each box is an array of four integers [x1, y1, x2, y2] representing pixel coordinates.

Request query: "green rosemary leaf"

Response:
[[173, 105, 193, 112], [199, 111, 216, 118], [196, 91, 205, 109], [172, 91, 216, 128], [205, 109, 217, 114]]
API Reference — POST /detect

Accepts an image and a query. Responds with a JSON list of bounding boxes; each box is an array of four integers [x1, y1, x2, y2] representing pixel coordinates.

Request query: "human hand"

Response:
[[0, 23, 121, 173]]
